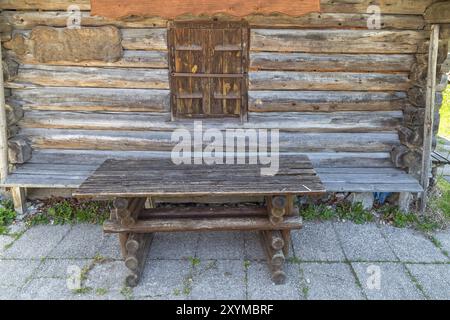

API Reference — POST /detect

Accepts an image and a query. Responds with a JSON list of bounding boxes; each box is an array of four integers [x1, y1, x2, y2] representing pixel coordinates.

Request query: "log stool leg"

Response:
[[113, 197, 146, 227], [262, 195, 298, 284], [124, 233, 154, 287], [260, 230, 287, 284]]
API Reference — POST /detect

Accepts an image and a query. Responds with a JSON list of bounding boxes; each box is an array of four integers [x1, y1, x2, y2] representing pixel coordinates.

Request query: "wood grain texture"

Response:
[[91, 0, 321, 19], [1, 10, 425, 30], [251, 29, 428, 54], [0, 0, 434, 15]]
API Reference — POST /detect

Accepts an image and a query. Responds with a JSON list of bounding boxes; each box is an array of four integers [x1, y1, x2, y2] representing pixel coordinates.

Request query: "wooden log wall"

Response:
[[0, 0, 447, 177]]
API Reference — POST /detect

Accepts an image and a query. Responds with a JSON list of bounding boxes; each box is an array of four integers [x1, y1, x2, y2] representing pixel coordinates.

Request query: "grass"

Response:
[[26, 199, 110, 226], [438, 85, 450, 140], [0, 200, 16, 235]]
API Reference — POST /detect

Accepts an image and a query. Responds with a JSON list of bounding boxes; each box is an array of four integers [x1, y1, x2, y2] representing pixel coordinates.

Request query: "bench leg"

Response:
[[11, 187, 26, 215], [118, 233, 129, 259], [260, 230, 287, 285], [124, 233, 153, 287]]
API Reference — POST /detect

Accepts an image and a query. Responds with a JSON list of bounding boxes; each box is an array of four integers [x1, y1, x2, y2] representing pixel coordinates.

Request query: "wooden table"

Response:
[[74, 155, 325, 287]]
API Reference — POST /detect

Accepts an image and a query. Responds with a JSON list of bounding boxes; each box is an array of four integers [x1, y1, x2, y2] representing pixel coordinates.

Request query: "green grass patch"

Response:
[[300, 204, 334, 221], [336, 202, 374, 224], [26, 199, 110, 226], [0, 200, 16, 235], [438, 85, 450, 140], [380, 206, 417, 228]]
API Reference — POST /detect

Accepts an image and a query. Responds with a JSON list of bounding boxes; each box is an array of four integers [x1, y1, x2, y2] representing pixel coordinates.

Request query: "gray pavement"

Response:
[[0, 222, 448, 300]]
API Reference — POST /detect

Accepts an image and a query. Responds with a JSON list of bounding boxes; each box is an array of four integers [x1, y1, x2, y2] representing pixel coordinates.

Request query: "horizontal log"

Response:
[[121, 29, 168, 51], [6, 64, 409, 91], [249, 71, 410, 91], [0, 0, 433, 15], [20, 110, 403, 133], [24, 149, 394, 168], [0, 0, 91, 10], [251, 29, 428, 54], [103, 216, 303, 233], [139, 206, 267, 219], [6, 65, 170, 89], [250, 52, 415, 72], [320, 0, 433, 15], [7, 50, 168, 69], [248, 91, 407, 112], [19, 128, 400, 152], [1, 10, 425, 30], [425, 2, 450, 24], [10, 87, 170, 112]]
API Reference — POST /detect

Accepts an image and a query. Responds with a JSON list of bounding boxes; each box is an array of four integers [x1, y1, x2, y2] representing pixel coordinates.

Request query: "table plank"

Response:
[[74, 155, 325, 198]]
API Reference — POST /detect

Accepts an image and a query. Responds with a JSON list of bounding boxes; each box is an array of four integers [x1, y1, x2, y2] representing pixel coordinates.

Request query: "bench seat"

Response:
[[2, 149, 423, 193]]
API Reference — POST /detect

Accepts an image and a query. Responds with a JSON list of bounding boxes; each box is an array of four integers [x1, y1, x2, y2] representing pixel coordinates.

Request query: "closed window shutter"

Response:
[[168, 21, 249, 120]]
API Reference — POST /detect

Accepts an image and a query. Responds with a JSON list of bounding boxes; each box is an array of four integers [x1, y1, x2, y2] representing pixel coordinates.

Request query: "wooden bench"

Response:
[[73, 155, 325, 286]]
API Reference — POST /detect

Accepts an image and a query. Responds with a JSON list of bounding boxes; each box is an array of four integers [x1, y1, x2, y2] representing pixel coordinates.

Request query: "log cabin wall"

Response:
[[0, 0, 449, 192]]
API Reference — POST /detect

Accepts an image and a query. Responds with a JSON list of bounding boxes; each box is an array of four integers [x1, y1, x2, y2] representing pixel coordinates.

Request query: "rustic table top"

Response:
[[73, 155, 325, 198]]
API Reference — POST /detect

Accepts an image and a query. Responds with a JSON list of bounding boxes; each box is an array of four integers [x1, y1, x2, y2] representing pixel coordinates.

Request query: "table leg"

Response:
[[124, 233, 154, 287]]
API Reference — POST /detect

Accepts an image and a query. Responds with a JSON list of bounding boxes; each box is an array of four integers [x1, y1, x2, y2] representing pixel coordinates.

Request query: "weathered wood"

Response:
[[139, 206, 267, 219], [11, 186, 26, 214], [259, 230, 287, 285], [118, 233, 129, 259], [249, 91, 406, 112], [262, 230, 285, 251], [1, 10, 426, 30], [425, 2, 450, 24], [103, 216, 303, 233], [7, 65, 170, 90], [91, 0, 320, 19], [251, 29, 428, 54], [250, 52, 415, 72], [124, 233, 153, 287], [10, 87, 170, 113], [249, 71, 410, 91], [420, 25, 440, 213], [0, 0, 434, 15], [115, 197, 146, 227], [0, 43, 8, 183], [30, 26, 122, 63], [7, 50, 168, 69], [8, 137, 32, 164], [19, 111, 403, 133], [0, 0, 91, 10], [20, 128, 400, 153]]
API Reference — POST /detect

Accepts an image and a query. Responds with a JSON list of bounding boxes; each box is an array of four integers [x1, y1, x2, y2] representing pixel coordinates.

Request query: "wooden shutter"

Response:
[[168, 21, 249, 120]]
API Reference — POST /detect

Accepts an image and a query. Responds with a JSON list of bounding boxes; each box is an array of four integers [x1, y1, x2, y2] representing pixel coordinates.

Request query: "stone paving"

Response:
[[0, 221, 449, 300]]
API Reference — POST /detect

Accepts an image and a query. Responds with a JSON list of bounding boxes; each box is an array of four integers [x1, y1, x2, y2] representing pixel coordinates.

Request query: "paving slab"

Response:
[[84, 260, 129, 300], [0, 235, 14, 256], [381, 226, 448, 263], [0, 259, 40, 288], [133, 259, 192, 299], [292, 221, 345, 262], [190, 260, 246, 300], [301, 263, 365, 300], [18, 277, 87, 300], [48, 224, 112, 259], [0, 285, 17, 300], [149, 232, 199, 260], [434, 231, 450, 255], [405, 264, 450, 300], [351, 262, 425, 300], [244, 232, 265, 261], [247, 262, 303, 300], [3, 225, 71, 259], [34, 258, 90, 278], [197, 232, 244, 260], [334, 222, 396, 262]]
